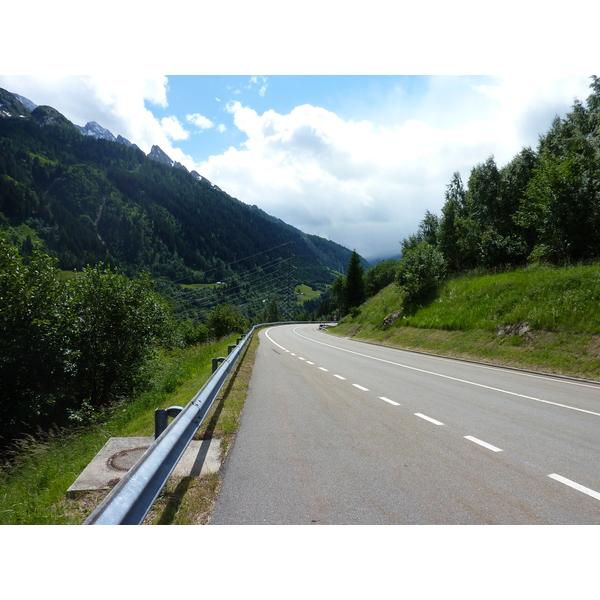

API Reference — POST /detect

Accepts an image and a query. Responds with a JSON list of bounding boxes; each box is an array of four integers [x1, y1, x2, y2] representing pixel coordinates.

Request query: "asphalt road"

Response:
[[209, 324, 600, 524]]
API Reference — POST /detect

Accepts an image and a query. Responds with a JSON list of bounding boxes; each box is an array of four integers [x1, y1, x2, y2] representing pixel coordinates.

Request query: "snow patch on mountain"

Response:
[[75, 121, 117, 142]]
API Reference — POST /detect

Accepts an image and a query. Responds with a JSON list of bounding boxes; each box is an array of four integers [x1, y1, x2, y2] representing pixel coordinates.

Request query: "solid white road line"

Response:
[[353, 384, 369, 391], [380, 397, 400, 406], [298, 327, 600, 390], [289, 327, 600, 418], [548, 473, 600, 502], [334, 374, 346, 380], [415, 413, 444, 425], [464, 435, 503, 452]]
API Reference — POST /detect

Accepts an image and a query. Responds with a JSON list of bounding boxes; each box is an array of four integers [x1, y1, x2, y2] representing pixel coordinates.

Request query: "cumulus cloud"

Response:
[[197, 75, 593, 260], [160, 115, 189, 140], [199, 102, 476, 256], [186, 113, 214, 130]]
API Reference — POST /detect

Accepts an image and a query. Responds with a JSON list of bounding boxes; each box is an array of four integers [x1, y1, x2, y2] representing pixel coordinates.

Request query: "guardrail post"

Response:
[[154, 405, 184, 439], [212, 357, 226, 373], [228, 345, 236, 355]]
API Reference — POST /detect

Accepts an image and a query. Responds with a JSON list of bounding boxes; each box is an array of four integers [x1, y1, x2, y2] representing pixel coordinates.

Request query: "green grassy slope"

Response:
[[331, 264, 600, 381], [0, 334, 240, 524]]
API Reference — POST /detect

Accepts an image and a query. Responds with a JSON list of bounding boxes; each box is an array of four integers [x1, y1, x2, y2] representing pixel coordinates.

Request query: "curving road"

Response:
[[209, 324, 600, 524]]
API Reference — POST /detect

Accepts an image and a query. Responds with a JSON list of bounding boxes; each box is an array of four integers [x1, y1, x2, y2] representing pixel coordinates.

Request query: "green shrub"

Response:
[[206, 304, 246, 339], [395, 242, 446, 308], [0, 235, 175, 446]]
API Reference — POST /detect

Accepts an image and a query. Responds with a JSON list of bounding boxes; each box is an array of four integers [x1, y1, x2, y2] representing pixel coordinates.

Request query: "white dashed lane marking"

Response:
[[548, 473, 600, 502], [268, 328, 600, 510], [464, 435, 503, 452], [380, 397, 400, 406], [415, 413, 444, 425]]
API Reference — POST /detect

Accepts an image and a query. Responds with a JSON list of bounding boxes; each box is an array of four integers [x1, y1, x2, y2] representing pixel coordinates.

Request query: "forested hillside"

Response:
[[0, 87, 364, 447], [0, 87, 357, 314]]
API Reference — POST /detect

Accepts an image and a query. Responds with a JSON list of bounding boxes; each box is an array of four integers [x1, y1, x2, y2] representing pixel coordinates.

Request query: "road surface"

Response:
[[210, 324, 600, 524]]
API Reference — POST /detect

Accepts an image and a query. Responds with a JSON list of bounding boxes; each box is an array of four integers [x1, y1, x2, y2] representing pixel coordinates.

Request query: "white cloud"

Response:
[[199, 75, 593, 260], [186, 113, 214, 130], [161, 115, 189, 140], [216, 124, 227, 133]]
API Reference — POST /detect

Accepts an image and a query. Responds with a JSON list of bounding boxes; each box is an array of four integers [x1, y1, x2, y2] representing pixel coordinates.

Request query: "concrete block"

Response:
[[67, 436, 222, 497]]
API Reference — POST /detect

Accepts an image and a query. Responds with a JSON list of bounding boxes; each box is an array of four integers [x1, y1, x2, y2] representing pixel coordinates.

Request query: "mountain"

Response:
[[0, 87, 364, 317], [147, 144, 173, 166], [75, 121, 117, 142], [0, 89, 31, 118]]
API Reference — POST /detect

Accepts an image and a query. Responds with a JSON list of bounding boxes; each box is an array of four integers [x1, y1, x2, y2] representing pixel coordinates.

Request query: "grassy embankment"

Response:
[[331, 263, 600, 381], [0, 332, 258, 525]]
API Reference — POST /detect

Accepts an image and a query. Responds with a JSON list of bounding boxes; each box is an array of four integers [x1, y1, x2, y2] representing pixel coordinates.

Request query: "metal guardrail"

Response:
[[83, 321, 319, 525]]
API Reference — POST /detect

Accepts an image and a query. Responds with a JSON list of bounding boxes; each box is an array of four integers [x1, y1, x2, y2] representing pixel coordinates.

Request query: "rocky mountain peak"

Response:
[[75, 121, 117, 142], [31, 105, 76, 128], [148, 145, 173, 167]]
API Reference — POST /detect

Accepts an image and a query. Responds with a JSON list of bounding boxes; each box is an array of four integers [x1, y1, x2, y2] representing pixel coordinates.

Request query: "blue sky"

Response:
[[144, 75, 434, 161], [2, 73, 593, 262]]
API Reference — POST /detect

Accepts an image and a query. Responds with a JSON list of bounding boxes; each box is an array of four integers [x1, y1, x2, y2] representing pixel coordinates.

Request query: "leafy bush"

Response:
[[64, 264, 176, 407], [0, 235, 175, 446], [395, 242, 446, 308], [179, 319, 210, 346], [365, 259, 399, 298], [206, 304, 246, 339]]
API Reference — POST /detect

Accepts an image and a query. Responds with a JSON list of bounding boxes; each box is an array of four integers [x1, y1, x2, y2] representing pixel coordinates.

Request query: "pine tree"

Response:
[[344, 250, 366, 311]]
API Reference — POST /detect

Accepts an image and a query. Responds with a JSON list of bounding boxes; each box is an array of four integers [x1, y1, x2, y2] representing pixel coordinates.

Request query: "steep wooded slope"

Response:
[[0, 89, 359, 291]]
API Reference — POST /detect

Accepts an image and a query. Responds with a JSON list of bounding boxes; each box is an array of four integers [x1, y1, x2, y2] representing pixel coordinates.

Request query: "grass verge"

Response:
[[143, 332, 259, 525], [0, 332, 256, 524], [332, 264, 600, 382]]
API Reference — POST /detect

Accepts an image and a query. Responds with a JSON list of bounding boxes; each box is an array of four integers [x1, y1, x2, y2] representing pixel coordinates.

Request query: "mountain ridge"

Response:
[[0, 87, 365, 318], [0, 86, 276, 201]]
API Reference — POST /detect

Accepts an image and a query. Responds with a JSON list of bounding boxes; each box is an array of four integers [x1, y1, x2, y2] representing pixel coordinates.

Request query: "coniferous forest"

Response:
[[0, 89, 355, 302]]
